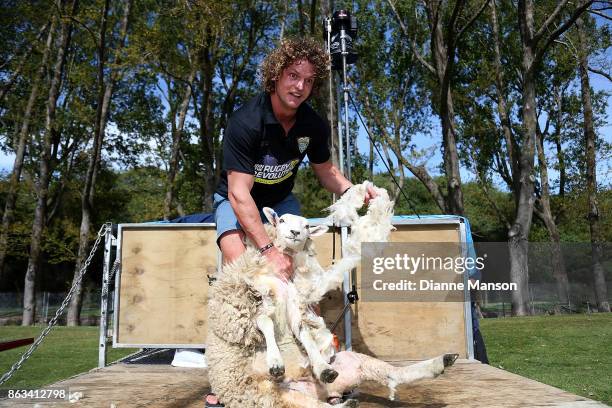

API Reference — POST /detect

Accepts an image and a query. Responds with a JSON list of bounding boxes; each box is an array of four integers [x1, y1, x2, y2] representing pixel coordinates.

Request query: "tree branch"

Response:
[[588, 9, 612, 20], [588, 66, 612, 81], [535, 0, 594, 63], [447, 0, 464, 39], [457, 0, 490, 41], [534, 0, 572, 41], [387, 0, 436, 74]]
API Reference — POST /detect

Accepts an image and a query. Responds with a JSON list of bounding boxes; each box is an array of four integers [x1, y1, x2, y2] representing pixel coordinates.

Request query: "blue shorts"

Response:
[[212, 193, 301, 242]]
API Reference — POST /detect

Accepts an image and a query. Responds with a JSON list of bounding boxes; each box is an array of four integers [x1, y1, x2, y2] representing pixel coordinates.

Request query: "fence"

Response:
[[0, 291, 104, 325], [478, 282, 612, 316]]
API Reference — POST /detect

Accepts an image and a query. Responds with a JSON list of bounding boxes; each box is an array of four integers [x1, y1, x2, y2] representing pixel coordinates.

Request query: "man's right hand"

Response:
[[264, 246, 294, 281]]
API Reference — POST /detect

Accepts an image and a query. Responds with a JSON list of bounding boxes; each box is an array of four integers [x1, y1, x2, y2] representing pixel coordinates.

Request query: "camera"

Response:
[[327, 10, 358, 70]]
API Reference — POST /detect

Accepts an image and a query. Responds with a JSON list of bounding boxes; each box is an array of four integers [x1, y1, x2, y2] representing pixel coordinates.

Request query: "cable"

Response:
[[347, 92, 421, 218]]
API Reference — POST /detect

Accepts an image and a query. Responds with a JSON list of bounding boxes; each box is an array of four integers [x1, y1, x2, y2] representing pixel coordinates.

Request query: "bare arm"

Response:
[[227, 170, 293, 279], [310, 161, 352, 195], [227, 170, 270, 248]]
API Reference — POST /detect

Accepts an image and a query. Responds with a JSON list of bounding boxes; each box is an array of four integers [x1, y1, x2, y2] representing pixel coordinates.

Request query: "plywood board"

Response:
[[349, 222, 470, 360], [116, 224, 340, 347], [3, 360, 606, 407], [116, 226, 217, 346]]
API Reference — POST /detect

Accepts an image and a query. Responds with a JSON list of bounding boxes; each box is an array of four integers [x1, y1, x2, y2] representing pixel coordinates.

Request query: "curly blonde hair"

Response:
[[260, 38, 329, 94]]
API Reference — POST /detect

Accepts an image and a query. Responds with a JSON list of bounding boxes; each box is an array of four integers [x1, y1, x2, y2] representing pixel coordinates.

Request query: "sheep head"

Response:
[[262, 208, 328, 252]]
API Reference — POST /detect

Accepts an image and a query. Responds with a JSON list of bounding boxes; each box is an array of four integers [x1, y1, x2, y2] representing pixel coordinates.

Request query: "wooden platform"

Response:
[[1, 360, 606, 407]]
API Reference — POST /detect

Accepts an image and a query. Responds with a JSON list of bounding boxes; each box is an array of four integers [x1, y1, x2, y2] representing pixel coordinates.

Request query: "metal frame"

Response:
[[104, 217, 475, 360], [111, 220, 335, 350], [458, 221, 475, 360], [98, 224, 115, 368]]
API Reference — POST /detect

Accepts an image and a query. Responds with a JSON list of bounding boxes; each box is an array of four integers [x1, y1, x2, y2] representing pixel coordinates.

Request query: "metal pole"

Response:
[[326, 18, 337, 172], [98, 224, 113, 368], [340, 27, 351, 182], [339, 25, 354, 351]]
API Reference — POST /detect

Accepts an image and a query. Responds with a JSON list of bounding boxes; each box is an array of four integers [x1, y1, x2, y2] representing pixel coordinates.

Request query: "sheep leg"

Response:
[[299, 328, 338, 384], [384, 354, 453, 400], [255, 314, 285, 378], [325, 352, 458, 401]]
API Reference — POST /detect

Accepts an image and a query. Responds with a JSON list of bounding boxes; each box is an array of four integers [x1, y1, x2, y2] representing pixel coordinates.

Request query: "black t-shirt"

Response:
[[215, 93, 331, 207]]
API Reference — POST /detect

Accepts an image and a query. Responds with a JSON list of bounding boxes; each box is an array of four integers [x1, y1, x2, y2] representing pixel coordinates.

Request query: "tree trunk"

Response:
[[23, 0, 77, 326], [576, 14, 610, 312], [490, 0, 520, 192], [509, 0, 539, 316], [425, 0, 464, 216], [0, 16, 57, 279], [163, 71, 195, 220], [66, 0, 131, 326], [535, 131, 569, 304], [552, 86, 566, 197], [199, 36, 217, 212]]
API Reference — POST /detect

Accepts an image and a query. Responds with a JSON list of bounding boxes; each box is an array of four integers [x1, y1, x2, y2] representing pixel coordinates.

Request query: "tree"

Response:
[[353, 0, 439, 209], [576, 9, 611, 312], [388, 0, 491, 216], [0, 11, 57, 278], [66, 0, 132, 326], [23, 0, 79, 325]]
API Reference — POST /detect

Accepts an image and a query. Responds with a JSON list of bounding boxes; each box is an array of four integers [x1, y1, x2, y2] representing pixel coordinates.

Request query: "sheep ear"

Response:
[[263, 207, 279, 226], [308, 225, 328, 237]]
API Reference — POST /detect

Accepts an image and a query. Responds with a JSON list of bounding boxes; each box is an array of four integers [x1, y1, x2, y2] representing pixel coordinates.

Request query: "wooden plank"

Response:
[[349, 223, 469, 360], [117, 227, 216, 346], [1, 360, 605, 407]]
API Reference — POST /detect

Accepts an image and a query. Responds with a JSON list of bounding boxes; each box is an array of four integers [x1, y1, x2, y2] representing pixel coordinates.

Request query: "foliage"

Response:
[[0, 1, 609, 312]]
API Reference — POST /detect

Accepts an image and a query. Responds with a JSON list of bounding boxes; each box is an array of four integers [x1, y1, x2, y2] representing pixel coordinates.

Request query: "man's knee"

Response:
[[218, 230, 246, 264]]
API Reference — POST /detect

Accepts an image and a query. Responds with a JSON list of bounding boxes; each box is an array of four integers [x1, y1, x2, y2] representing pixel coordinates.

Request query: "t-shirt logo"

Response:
[[254, 158, 299, 185], [297, 137, 310, 153]]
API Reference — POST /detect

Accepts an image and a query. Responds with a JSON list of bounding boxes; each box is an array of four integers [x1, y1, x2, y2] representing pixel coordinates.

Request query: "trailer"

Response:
[[1, 217, 605, 407]]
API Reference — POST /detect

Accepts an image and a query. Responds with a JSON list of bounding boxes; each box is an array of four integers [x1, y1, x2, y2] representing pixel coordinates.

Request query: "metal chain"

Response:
[[0, 223, 112, 386], [102, 259, 120, 298]]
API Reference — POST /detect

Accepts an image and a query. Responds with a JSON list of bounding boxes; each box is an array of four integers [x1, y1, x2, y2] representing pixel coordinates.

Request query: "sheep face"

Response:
[[263, 208, 328, 251]]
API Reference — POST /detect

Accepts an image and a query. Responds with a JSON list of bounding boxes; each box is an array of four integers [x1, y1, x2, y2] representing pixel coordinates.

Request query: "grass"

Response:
[[0, 326, 136, 390], [481, 313, 612, 406]]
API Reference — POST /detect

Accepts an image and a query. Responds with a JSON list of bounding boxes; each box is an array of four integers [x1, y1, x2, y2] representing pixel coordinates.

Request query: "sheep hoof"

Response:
[[269, 365, 285, 378], [443, 353, 459, 367], [320, 368, 339, 383]]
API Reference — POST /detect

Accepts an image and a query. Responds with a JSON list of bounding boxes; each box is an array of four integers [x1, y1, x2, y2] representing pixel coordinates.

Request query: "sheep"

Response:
[[206, 245, 457, 407], [206, 182, 458, 407], [251, 181, 395, 383]]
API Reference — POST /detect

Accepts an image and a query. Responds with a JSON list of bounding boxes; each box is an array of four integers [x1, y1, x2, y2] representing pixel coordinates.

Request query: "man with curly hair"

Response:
[[208, 38, 377, 408], [212, 38, 375, 283]]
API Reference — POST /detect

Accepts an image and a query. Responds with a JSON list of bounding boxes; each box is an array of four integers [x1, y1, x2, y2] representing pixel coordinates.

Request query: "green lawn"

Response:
[[481, 313, 612, 405], [0, 326, 136, 390]]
